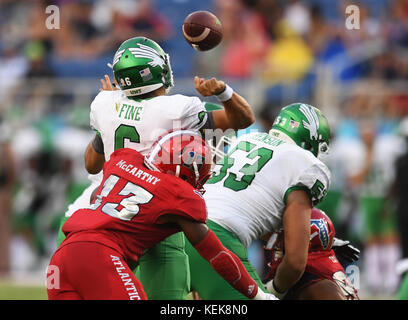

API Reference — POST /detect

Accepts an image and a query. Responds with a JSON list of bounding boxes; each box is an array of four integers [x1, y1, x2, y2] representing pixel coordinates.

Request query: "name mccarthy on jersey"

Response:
[[116, 159, 160, 185]]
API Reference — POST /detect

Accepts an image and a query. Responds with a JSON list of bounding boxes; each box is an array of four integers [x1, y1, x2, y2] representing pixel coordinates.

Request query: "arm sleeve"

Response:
[[199, 111, 215, 134], [193, 229, 259, 299], [92, 133, 104, 155], [199, 102, 221, 133]]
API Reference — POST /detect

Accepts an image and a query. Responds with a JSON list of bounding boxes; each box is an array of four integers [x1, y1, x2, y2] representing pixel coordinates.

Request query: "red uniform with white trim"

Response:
[[48, 148, 206, 300], [48, 147, 264, 300], [264, 208, 359, 300], [62, 148, 207, 262]]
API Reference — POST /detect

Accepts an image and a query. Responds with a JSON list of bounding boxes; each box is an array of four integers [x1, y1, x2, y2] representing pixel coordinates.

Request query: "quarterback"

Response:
[[55, 36, 255, 299], [185, 103, 332, 299], [47, 131, 276, 300]]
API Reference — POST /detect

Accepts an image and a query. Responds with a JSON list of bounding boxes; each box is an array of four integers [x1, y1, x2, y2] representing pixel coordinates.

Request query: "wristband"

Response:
[[265, 279, 287, 299], [216, 84, 233, 102]]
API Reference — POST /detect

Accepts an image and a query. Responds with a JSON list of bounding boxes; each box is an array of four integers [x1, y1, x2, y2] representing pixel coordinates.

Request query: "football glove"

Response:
[[332, 237, 360, 263]]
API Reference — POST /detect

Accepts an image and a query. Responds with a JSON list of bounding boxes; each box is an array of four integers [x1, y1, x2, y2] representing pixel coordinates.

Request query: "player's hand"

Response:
[[264, 292, 279, 300], [332, 237, 360, 263], [100, 74, 118, 91], [252, 288, 279, 300], [194, 76, 226, 97]]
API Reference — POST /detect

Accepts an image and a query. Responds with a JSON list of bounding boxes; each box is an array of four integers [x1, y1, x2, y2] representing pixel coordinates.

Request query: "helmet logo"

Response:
[[182, 149, 204, 171], [310, 218, 330, 249], [113, 49, 125, 66], [299, 104, 320, 141], [129, 44, 166, 69]]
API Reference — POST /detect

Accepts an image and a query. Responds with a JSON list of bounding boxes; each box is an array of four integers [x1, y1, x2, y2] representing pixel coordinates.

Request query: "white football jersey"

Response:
[[204, 131, 331, 248], [90, 90, 209, 161], [64, 90, 208, 217]]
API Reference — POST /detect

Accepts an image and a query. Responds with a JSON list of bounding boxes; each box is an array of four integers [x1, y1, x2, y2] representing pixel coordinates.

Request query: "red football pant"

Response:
[[47, 241, 147, 300]]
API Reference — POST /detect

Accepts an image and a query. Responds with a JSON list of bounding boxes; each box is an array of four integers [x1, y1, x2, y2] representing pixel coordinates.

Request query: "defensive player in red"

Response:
[[47, 130, 276, 300], [263, 208, 360, 300]]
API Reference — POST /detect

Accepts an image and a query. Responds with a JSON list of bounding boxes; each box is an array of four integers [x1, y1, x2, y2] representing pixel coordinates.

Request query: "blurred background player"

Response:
[[393, 117, 408, 300], [264, 208, 359, 300], [185, 103, 331, 299], [48, 131, 276, 300], [0, 117, 15, 277], [357, 119, 402, 296]]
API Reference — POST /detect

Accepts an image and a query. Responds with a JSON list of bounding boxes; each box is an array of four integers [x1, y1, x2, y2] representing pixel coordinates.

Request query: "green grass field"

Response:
[[0, 281, 47, 300], [0, 279, 195, 300]]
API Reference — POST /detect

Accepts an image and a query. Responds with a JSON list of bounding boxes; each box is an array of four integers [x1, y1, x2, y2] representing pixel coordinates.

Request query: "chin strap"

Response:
[[192, 161, 199, 186]]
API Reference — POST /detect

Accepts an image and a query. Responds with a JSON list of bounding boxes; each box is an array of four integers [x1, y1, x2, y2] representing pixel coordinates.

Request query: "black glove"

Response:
[[332, 237, 360, 263]]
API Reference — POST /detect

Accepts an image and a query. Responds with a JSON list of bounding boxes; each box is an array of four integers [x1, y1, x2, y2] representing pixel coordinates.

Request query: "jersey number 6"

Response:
[[115, 124, 140, 150]]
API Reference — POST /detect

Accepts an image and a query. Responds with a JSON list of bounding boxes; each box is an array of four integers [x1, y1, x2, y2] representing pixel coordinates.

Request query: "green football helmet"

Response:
[[112, 37, 174, 97], [269, 103, 331, 158]]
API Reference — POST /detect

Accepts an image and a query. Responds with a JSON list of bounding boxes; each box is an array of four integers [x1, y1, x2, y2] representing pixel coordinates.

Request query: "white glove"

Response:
[[265, 279, 287, 299], [252, 287, 279, 300]]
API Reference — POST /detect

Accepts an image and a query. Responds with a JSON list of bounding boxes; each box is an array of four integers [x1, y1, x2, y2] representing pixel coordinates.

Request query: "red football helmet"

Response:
[[309, 208, 335, 252], [264, 208, 336, 280], [144, 130, 212, 193]]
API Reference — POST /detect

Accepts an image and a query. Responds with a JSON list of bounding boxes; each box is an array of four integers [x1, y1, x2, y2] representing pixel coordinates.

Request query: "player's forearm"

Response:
[[272, 255, 306, 293], [221, 92, 255, 130], [193, 229, 261, 299]]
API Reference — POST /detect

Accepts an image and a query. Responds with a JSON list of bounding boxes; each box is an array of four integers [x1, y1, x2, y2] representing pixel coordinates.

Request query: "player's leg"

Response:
[[185, 219, 266, 300], [297, 279, 346, 300], [378, 201, 400, 295], [47, 247, 81, 300], [138, 232, 190, 300], [48, 241, 147, 300], [360, 196, 383, 293], [397, 272, 408, 300]]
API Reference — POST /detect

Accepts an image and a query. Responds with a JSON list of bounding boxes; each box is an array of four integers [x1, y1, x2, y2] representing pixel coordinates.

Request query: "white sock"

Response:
[[380, 244, 401, 294], [364, 244, 382, 293]]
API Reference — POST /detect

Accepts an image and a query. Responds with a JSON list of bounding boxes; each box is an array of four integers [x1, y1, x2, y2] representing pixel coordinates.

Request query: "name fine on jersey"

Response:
[[117, 103, 144, 121], [116, 160, 160, 185]]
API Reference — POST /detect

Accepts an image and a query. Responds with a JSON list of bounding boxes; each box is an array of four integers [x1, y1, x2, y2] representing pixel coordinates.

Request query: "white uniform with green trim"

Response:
[[204, 131, 331, 248], [64, 90, 208, 217]]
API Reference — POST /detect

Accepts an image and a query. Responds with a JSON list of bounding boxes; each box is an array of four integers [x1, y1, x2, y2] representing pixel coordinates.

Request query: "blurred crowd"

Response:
[[1, 0, 408, 299]]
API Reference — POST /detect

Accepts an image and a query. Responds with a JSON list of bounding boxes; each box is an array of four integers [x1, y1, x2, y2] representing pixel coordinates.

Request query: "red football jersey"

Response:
[[62, 148, 207, 263], [264, 231, 359, 299]]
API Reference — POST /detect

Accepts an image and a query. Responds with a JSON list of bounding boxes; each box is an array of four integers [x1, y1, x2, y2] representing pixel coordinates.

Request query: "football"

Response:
[[182, 11, 223, 51]]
